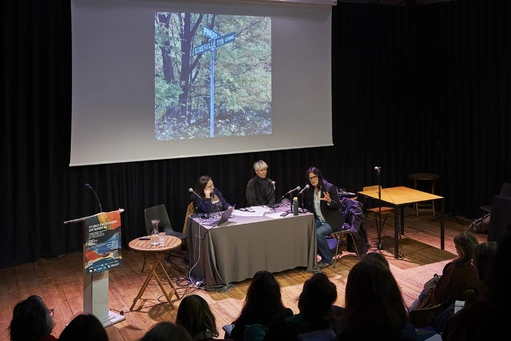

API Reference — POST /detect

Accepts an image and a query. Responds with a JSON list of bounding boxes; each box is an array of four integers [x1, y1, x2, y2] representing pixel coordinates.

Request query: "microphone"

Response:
[[297, 184, 310, 196], [284, 186, 301, 196], [271, 181, 276, 190], [188, 187, 201, 199], [276, 186, 301, 204], [374, 166, 381, 174], [85, 183, 103, 213]]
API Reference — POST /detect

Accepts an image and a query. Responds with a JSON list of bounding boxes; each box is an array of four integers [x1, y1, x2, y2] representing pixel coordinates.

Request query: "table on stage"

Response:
[[358, 186, 445, 259], [128, 235, 182, 310], [187, 205, 317, 292]]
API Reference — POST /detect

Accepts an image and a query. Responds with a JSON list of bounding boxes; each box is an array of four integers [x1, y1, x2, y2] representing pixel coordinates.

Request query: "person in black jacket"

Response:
[[246, 160, 275, 207], [303, 166, 344, 269]]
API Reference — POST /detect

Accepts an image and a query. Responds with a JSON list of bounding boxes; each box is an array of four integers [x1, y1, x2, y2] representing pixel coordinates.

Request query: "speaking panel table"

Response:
[[187, 205, 317, 292], [358, 186, 445, 259]]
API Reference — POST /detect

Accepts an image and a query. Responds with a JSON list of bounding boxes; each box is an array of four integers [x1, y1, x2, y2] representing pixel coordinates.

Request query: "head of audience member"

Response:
[[194, 175, 214, 198], [176, 295, 219, 339], [305, 166, 325, 191], [473, 241, 497, 283], [340, 257, 408, 337], [253, 160, 268, 179], [297, 273, 337, 324], [140, 321, 193, 341], [234, 270, 287, 323], [8, 295, 55, 341], [58, 314, 108, 341], [453, 231, 479, 264], [361, 252, 390, 269]]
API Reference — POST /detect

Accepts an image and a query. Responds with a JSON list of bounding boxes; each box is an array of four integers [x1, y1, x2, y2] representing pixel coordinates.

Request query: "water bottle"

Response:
[[293, 197, 299, 216], [151, 219, 160, 246]]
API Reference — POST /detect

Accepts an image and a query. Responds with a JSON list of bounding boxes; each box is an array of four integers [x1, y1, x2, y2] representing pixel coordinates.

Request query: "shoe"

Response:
[[318, 262, 331, 269]]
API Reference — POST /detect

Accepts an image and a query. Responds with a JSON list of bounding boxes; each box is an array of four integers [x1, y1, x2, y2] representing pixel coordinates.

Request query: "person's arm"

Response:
[[215, 188, 232, 210], [246, 177, 256, 206], [195, 196, 212, 213], [322, 183, 341, 210]]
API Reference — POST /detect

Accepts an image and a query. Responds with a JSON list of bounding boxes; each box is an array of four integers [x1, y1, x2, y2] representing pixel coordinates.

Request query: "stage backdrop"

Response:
[[1, 0, 509, 268]]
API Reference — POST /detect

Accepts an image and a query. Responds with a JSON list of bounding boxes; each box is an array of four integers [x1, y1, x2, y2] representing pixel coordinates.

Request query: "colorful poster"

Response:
[[84, 210, 123, 274]]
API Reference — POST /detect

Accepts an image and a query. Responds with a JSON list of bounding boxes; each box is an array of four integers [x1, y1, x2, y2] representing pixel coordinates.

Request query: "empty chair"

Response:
[[362, 185, 394, 231], [142, 204, 187, 272], [182, 201, 195, 236], [479, 182, 511, 226]]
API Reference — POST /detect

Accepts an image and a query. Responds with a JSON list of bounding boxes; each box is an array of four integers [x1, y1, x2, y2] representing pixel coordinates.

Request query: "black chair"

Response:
[[479, 182, 511, 230], [142, 204, 187, 272]]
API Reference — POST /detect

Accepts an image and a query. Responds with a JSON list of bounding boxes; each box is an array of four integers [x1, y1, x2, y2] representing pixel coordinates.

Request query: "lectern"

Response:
[[64, 209, 125, 327]]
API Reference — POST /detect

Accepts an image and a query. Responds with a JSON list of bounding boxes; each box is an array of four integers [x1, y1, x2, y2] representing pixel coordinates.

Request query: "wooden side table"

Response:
[[128, 235, 182, 310], [408, 173, 440, 216]]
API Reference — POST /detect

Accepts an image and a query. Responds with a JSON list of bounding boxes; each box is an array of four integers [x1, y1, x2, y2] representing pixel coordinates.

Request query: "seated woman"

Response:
[[441, 241, 498, 341], [302, 167, 344, 269], [263, 273, 339, 341], [141, 321, 193, 341], [409, 231, 480, 311], [8, 295, 57, 341], [246, 160, 275, 207], [230, 271, 293, 341], [176, 294, 232, 340], [337, 256, 418, 341], [192, 175, 232, 214], [58, 314, 108, 341]]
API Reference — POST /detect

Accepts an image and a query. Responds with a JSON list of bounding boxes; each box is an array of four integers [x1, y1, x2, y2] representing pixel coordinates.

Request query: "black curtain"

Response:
[[2, 0, 510, 268]]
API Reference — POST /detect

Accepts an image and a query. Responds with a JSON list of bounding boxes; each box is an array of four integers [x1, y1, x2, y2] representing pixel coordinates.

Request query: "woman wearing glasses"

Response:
[[193, 175, 232, 214], [303, 166, 344, 269]]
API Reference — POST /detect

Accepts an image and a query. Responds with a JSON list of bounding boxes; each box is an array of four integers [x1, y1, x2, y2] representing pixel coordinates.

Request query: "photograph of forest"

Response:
[[154, 12, 272, 140]]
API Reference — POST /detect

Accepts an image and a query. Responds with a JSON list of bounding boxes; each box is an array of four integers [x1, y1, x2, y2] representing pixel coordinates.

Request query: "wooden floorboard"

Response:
[[0, 207, 487, 341]]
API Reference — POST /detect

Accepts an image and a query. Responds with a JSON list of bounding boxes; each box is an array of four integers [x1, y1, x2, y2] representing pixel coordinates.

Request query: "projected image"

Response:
[[155, 13, 272, 140]]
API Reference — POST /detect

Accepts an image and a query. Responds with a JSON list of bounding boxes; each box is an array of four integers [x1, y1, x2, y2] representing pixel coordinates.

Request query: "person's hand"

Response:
[[322, 192, 332, 204], [204, 188, 213, 198]]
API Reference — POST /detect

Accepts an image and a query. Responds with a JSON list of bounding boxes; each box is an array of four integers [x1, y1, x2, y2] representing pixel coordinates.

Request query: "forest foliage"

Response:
[[155, 13, 272, 140]]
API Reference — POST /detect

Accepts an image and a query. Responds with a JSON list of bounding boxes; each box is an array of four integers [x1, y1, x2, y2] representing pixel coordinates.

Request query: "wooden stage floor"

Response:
[[0, 207, 487, 341]]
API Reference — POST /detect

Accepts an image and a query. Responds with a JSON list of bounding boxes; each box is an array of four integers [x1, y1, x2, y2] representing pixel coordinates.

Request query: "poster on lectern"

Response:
[[84, 210, 123, 274]]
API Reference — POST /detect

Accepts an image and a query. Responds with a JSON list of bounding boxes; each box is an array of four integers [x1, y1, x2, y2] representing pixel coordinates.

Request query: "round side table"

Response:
[[409, 173, 440, 216]]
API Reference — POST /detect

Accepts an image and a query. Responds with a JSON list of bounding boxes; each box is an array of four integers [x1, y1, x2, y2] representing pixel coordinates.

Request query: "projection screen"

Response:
[[70, 0, 334, 166]]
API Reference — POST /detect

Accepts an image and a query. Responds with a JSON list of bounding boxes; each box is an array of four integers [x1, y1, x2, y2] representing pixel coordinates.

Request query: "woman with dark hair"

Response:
[[140, 321, 193, 341], [193, 175, 232, 214], [176, 294, 232, 340], [263, 273, 338, 341], [303, 166, 344, 268], [230, 271, 293, 341], [8, 295, 57, 341], [337, 257, 418, 341], [409, 230, 480, 311], [58, 314, 108, 341]]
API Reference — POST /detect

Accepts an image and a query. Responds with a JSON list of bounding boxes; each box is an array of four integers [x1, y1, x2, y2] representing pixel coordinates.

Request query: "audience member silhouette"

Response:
[[58, 314, 108, 341], [361, 251, 390, 269], [230, 271, 293, 341], [176, 294, 232, 340], [409, 231, 479, 311], [263, 272, 338, 341], [336, 256, 418, 341], [140, 321, 193, 341], [443, 225, 511, 341], [8, 295, 57, 341]]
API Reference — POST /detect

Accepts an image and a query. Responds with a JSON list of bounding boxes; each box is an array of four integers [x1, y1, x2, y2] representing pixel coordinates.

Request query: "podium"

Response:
[[64, 209, 126, 327]]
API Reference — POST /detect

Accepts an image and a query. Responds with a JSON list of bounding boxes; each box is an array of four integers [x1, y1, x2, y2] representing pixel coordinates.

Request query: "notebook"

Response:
[[203, 206, 234, 227]]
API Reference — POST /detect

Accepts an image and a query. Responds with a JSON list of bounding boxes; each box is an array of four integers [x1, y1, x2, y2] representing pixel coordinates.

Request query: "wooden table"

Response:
[[358, 186, 445, 259], [128, 235, 181, 310]]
